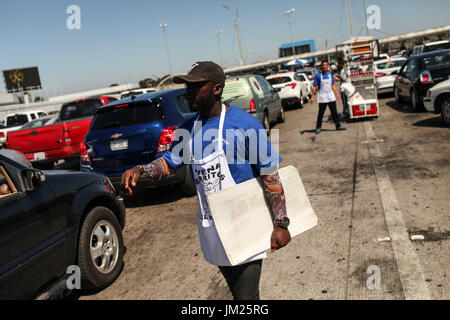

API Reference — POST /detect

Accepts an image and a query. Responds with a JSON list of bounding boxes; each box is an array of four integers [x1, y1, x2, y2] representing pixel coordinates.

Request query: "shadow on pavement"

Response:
[[385, 100, 423, 114], [413, 116, 450, 129], [123, 185, 187, 208]]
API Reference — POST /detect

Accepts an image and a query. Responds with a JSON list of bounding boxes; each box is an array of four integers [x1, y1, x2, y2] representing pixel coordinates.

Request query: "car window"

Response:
[[176, 94, 195, 115], [296, 74, 307, 81], [255, 76, 273, 94], [424, 42, 450, 52], [37, 112, 47, 117], [6, 114, 28, 127], [60, 99, 102, 121], [19, 117, 54, 130], [223, 78, 250, 103], [421, 52, 450, 69], [30, 113, 36, 120], [120, 93, 131, 99], [405, 59, 418, 73], [249, 76, 264, 97], [376, 60, 405, 70], [90, 100, 165, 131], [107, 97, 117, 103], [266, 76, 292, 85], [0, 166, 17, 197]]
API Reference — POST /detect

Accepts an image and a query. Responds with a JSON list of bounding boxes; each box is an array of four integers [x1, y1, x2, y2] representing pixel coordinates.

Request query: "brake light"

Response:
[[80, 141, 91, 162], [420, 71, 433, 84], [285, 82, 297, 89], [249, 99, 256, 114], [375, 73, 386, 78], [63, 126, 71, 142], [114, 103, 129, 108], [0, 132, 4, 138], [157, 126, 178, 153]]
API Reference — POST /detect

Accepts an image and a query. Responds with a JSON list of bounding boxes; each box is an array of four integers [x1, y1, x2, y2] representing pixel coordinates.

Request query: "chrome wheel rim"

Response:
[[90, 220, 119, 274]]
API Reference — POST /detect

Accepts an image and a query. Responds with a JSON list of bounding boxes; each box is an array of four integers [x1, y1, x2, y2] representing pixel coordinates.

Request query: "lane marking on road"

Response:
[[363, 121, 432, 300]]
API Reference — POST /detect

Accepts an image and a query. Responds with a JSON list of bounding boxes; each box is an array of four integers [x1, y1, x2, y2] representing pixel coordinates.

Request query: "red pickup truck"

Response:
[[7, 96, 117, 169]]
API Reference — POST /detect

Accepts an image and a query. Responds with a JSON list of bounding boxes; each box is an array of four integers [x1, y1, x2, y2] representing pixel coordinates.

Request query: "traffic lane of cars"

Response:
[[0, 150, 125, 299]]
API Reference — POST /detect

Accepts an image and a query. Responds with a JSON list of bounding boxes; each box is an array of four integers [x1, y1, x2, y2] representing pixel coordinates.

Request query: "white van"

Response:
[[412, 40, 450, 55], [0, 110, 47, 147]]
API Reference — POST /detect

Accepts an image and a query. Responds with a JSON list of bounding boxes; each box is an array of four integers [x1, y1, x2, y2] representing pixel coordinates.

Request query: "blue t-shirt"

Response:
[[313, 72, 335, 90], [162, 105, 282, 184]]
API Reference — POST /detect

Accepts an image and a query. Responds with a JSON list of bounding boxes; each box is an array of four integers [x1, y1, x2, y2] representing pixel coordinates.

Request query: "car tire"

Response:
[[181, 166, 196, 196], [77, 206, 124, 290], [410, 89, 423, 111], [394, 85, 403, 104], [263, 111, 271, 136], [277, 105, 285, 123], [440, 95, 450, 125]]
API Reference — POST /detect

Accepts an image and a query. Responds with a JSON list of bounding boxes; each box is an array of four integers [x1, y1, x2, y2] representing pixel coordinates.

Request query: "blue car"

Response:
[[80, 88, 196, 195]]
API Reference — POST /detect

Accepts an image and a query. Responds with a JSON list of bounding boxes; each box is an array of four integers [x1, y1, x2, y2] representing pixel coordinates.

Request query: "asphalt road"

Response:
[[77, 94, 450, 300]]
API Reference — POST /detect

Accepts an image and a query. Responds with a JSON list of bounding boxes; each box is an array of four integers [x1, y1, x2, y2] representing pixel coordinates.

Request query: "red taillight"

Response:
[[157, 126, 178, 153], [0, 132, 4, 138], [63, 126, 71, 142], [80, 141, 91, 162], [285, 82, 297, 89], [249, 99, 256, 114], [420, 71, 433, 84], [376, 73, 386, 78], [114, 103, 129, 108]]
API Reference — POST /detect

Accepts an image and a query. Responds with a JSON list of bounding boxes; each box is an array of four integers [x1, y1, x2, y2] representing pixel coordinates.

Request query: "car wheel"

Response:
[[263, 111, 270, 136], [277, 105, 285, 123], [440, 95, 450, 125], [410, 89, 423, 111], [78, 206, 124, 289], [394, 85, 403, 104], [181, 166, 196, 196]]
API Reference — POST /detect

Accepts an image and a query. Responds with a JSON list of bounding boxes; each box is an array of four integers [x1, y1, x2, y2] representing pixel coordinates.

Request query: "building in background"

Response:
[[279, 40, 316, 63]]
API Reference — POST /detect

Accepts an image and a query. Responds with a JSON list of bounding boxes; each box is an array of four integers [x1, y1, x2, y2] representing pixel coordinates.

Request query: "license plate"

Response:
[[34, 152, 46, 160], [110, 139, 128, 151]]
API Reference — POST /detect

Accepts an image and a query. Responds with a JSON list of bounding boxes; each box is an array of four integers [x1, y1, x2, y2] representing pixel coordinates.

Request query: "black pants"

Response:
[[218, 259, 262, 300], [316, 101, 342, 129]]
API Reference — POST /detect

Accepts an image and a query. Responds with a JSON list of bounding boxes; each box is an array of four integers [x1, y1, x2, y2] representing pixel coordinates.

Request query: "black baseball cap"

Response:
[[173, 61, 226, 85]]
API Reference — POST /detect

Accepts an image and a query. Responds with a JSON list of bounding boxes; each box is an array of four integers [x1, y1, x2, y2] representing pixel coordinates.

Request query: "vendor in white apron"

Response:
[[310, 61, 346, 134], [121, 61, 291, 300]]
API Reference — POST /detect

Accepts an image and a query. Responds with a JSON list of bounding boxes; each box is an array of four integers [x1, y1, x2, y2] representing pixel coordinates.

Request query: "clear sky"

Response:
[[1, 0, 449, 97]]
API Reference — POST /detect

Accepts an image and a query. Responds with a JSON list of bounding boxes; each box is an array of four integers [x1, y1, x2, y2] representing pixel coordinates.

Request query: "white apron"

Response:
[[190, 104, 266, 266], [318, 72, 336, 104]]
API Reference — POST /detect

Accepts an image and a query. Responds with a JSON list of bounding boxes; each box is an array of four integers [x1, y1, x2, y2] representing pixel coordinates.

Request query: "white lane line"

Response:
[[363, 121, 432, 300]]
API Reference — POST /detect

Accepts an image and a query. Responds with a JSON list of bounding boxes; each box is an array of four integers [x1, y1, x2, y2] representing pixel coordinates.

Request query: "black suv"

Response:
[[0, 150, 126, 299], [394, 49, 450, 111]]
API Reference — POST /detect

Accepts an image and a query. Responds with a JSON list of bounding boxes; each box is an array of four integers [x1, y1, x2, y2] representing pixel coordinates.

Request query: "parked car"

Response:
[[0, 150, 125, 299], [0, 110, 47, 148], [6, 96, 116, 169], [374, 57, 406, 94], [412, 40, 450, 56], [423, 79, 450, 125], [266, 72, 308, 109], [296, 72, 313, 98], [120, 88, 156, 100], [298, 68, 319, 81], [81, 88, 196, 195], [394, 49, 450, 111], [222, 75, 283, 135]]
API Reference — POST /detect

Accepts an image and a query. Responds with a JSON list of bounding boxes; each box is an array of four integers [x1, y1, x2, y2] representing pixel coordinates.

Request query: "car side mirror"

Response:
[[22, 168, 46, 191]]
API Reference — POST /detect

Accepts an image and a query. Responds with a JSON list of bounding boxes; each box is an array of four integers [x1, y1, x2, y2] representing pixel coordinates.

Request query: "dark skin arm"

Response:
[[261, 172, 291, 252], [121, 157, 175, 195]]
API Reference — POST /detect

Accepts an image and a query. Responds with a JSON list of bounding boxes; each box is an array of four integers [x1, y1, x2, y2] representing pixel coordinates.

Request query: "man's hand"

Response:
[[310, 96, 314, 104], [121, 166, 143, 195], [271, 227, 291, 252]]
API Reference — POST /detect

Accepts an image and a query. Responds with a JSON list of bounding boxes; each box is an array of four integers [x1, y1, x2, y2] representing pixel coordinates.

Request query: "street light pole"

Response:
[[160, 23, 174, 87], [215, 29, 224, 66], [283, 8, 296, 58]]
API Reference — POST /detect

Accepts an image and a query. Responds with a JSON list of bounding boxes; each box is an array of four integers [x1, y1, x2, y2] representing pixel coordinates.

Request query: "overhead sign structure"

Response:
[[2, 66, 42, 93]]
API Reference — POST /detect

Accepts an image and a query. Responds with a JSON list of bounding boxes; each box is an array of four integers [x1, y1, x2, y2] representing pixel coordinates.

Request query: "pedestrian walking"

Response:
[[121, 61, 291, 300], [310, 61, 346, 133], [336, 60, 350, 116]]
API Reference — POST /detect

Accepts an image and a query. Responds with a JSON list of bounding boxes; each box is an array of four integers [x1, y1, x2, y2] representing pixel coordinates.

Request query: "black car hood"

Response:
[[43, 170, 107, 197]]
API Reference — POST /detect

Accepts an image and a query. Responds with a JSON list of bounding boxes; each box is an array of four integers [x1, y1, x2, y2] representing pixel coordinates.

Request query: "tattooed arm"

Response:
[[121, 157, 175, 195], [261, 172, 291, 252]]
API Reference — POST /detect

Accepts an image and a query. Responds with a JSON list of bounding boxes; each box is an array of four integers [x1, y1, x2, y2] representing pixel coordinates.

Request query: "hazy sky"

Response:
[[1, 0, 449, 97]]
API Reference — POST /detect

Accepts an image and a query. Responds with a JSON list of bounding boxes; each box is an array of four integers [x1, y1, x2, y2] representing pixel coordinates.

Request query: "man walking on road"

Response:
[[310, 61, 346, 133], [336, 60, 350, 117], [121, 61, 291, 300]]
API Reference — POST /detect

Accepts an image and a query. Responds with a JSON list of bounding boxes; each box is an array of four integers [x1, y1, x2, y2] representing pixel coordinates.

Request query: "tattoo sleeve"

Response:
[[138, 157, 175, 181], [261, 172, 287, 221]]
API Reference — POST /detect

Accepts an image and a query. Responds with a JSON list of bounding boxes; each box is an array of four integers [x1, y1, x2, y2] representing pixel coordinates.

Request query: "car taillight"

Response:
[[80, 141, 91, 162], [285, 82, 297, 89], [375, 73, 386, 78], [63, 126, 71, 142], [0, 132, 4, 138], [157, 126, 178, 153], [249, 99, 256, 114], [420, 71, 433, 84]]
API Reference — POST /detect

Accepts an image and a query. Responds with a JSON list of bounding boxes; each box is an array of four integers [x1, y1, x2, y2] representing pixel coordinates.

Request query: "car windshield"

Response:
[[376, 60, 405, 70], [421, 52, 450, 69], [90, 101, 164, 131], [267, 77, 292, 85], [60, 99, 102, 121], [222, 78, 250, 102], [6, 114, 28, 127], [424, 42, 450, 52]]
